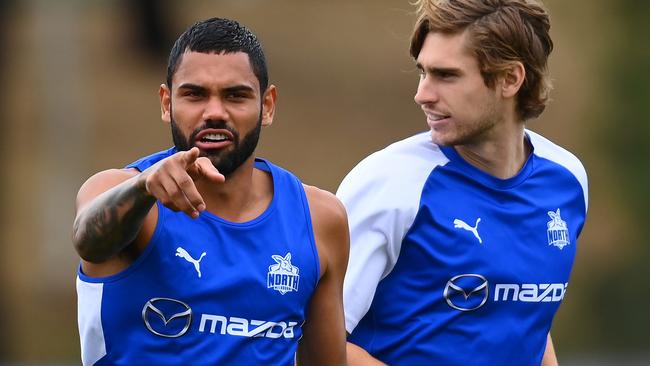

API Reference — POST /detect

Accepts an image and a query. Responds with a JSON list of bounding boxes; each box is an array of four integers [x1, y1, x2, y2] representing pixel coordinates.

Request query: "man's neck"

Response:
[[454, 121, 530, 180], [196, 157, 273, 222]]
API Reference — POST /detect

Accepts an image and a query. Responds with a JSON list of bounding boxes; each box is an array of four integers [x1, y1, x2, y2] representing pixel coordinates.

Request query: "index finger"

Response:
[[178, 147, 201, 167]]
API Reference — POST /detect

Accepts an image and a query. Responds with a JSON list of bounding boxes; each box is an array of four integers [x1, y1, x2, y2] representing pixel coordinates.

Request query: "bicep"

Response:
[[75, 169, 138, 213], [74, 168, 157, 273], [75, 168, 157, 241]]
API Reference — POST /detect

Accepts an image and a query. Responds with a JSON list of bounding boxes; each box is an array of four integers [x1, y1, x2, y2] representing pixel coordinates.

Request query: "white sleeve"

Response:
[[527, 130, 589, 214], [337, 134, 447, 333]]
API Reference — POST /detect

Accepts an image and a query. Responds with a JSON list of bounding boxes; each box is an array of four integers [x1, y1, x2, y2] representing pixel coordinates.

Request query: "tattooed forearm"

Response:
[[73, 177, 156, 262]]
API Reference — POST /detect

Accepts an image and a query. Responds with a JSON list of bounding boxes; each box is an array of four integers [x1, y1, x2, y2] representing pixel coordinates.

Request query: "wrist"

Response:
[[133, 171, 154, 198]]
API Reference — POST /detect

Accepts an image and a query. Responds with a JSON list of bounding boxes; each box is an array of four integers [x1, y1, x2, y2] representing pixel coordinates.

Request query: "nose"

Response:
[[414, 76, 439, 106], [202, 97, 228, 121]]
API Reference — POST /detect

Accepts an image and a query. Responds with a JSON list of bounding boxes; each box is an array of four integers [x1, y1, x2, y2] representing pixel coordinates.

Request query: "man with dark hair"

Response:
[[338, 1, 587, 365], [73, 18, 348, 365]]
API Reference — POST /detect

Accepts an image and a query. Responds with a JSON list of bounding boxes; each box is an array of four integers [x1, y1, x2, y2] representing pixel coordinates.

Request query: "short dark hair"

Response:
[[411, 0, 553, 121], [166, 17, 268, 92]]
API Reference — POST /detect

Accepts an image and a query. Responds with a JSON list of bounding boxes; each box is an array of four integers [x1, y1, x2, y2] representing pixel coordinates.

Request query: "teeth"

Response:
[[202, 133, 228, 142], [430, 114, 448, 121]]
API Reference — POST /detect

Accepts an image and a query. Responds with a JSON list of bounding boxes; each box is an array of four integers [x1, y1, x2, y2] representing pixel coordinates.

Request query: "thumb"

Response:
[[195, 157, 225, 183]]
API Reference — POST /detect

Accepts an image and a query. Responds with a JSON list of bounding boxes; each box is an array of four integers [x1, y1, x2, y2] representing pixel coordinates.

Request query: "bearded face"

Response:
[[171, 111, 262, 177]]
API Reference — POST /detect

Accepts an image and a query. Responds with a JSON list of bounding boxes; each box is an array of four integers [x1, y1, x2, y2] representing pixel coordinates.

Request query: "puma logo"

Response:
[[453, 218, 483, 244], [176, 247, 207, 278]]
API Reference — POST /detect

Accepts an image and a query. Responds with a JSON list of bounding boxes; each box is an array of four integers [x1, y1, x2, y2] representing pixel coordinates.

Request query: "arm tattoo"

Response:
[[73, 178, 156, 262]]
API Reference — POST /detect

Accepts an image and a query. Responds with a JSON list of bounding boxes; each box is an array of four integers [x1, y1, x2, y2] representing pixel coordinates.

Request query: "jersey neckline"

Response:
[[438, 134, 535, 190], [195, 157, 278, 227]]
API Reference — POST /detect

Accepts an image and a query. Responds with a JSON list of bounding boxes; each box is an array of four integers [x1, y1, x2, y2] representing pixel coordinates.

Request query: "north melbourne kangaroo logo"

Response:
[[267, 252, 300, 295], [547, 209, 570, 249], [454, 218, 483, 244], [176, 247, 207, 278]]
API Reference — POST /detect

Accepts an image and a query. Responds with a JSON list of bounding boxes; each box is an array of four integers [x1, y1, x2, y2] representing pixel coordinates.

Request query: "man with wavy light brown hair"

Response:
[[337, 0, 588, 365]]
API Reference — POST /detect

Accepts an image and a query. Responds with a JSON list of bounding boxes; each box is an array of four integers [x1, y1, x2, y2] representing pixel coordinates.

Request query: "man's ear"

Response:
[[159, 84, 172, 123], [261, 84, 277, 127], [500, 61, 525, 99]]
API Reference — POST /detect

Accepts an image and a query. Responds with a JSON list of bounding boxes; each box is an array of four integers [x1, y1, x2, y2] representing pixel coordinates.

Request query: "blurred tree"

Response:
[[595, 0, 650, 351]]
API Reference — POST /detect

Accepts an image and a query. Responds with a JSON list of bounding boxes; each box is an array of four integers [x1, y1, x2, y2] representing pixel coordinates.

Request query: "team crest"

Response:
[[267, 252, 300, 295], [547, 209, 570, 250]]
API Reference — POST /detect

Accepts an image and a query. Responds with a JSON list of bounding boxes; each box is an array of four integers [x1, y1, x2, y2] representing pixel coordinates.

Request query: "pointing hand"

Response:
[[140, 147, 225, 218]]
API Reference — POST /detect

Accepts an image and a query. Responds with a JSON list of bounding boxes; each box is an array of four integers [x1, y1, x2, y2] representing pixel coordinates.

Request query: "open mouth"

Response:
[[421, 107, 451, 122], [200, 133, 230, 143], [427, 112, 450, 121], [426, 115, 451, 127], [194, 129, 234, 149]]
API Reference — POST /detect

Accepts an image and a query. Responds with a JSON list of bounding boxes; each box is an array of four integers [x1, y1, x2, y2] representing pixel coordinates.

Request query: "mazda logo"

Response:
[[443, 274, 489, 312], [142, 297, 192, 338]]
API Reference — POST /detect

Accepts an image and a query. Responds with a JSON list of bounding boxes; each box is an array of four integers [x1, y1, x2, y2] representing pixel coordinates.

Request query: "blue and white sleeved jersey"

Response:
[[337, 131, 588, 365], [77, 148, 320, 366]]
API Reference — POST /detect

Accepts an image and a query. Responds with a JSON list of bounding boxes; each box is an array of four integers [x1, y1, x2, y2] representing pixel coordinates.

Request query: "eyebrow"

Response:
[[416, 63, 462, 76], [177, 83, 207, 93], [222, 85, 256, 95], [177, 83, 256, 95]]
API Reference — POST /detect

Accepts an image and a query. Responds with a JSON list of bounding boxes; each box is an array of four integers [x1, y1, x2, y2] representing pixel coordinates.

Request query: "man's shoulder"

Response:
[[303, 185, 347, 226], [375, 131, 446, 163], [339, 131, 449, 192], [527, 129, 589, 209], [527, 129, 587, 181], [303, 185, 349, 269]]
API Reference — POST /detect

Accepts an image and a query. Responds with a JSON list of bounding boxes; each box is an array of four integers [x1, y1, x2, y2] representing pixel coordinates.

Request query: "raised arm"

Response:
[[72, 168, 156, 264], [296, 186, 349, 366], [72, 147, 224, 272]]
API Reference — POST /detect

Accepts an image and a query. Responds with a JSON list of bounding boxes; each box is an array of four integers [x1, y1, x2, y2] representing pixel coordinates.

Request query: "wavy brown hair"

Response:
[[410, 0, 554, 121]]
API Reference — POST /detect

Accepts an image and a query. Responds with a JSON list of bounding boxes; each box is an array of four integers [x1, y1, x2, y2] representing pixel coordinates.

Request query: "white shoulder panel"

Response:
[[77, 277, 106, 365], [527, 129, 589, 212], [336, 132, 449, 332]]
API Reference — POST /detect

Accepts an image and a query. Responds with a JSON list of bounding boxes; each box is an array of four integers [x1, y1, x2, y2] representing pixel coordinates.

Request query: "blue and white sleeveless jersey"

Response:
[[77, 148, 320, 366], [337, 131, 588, 365]]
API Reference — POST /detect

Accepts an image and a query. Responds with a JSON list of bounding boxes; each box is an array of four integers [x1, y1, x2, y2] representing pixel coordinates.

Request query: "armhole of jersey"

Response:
[[297, 182, 321, 288], [76, 200, 165, 284], [76, 277, 107, 365]]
